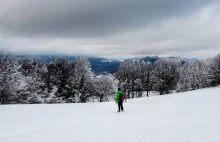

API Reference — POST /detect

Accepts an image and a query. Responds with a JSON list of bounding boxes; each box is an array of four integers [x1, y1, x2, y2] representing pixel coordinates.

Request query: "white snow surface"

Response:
[[1, 87, 220, 142]]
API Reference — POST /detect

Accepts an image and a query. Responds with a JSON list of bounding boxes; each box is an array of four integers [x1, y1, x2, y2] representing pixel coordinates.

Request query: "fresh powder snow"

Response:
[[0, 87, 220, 142]]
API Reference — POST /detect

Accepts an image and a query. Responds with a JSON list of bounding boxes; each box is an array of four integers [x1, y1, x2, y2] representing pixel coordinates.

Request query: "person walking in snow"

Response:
[[115, 88, 125, 112]]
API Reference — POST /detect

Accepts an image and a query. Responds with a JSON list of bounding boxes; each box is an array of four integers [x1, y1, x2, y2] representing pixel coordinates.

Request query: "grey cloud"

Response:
[[0, 0, 218, 38], [1, 0, 220, 59]]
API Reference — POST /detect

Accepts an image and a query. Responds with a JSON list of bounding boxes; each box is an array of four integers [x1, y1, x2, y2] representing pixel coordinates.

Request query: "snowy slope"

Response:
[[1, 87, 220, 142]]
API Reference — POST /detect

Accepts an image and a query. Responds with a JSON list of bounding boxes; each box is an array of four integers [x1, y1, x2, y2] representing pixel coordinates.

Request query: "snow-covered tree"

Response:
[[153, 58, 180, 95], [140, 61, 154, 97], [50, 58, 70, 94], [116, 60, 155, 98], [133, 78, 143, 97], [177, 60, 209, 92], [47, 58, 78, 103], [93, 74, 117, 102], [208, 54, 220, 86], [70, 57, 94, 103], [17, 59, 47, 103], [0, 51, 24, 104], [115, 60, 143, 98], [40, 63, 54, 93]]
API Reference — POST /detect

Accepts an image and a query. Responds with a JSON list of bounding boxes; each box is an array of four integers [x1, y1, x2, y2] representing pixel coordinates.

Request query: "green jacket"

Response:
[[115, 90, 124, 102]]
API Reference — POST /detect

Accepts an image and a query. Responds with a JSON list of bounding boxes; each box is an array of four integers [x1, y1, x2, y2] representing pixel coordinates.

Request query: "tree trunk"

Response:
[[100, 94, 103, 102], [127, 91, 131, 99]]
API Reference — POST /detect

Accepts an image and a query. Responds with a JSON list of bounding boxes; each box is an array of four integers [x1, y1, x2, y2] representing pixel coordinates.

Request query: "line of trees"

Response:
[[1, 50, 220, 104], [115, 54, 220, 98], [115, 58, 181, 98], [0, 51, 117, 104]]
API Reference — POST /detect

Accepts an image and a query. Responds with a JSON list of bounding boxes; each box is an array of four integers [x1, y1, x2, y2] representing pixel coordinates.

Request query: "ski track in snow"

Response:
[[0, 87, 220, 142]]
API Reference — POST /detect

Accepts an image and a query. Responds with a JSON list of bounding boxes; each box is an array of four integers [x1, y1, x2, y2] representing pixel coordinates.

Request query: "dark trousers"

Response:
[[118, 101, 124, 112]]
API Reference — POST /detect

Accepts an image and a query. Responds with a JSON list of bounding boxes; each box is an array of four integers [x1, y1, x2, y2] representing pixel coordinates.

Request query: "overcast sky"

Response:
[[0, 0, 220, 59]]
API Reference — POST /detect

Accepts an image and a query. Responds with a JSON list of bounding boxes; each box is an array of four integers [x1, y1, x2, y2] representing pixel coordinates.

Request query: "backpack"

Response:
[[120, 94, 125, 102]]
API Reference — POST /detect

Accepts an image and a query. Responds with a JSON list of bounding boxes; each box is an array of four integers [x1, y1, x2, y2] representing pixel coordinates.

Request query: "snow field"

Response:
[[0, 87, 220, 142]]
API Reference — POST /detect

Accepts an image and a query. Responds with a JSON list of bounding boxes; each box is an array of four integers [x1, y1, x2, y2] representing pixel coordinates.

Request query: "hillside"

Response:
[[0, 87, 220, 142]]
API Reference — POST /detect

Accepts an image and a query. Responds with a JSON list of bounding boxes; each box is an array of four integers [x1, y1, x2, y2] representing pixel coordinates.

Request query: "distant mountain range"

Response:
[[15, 55, 197, 74]]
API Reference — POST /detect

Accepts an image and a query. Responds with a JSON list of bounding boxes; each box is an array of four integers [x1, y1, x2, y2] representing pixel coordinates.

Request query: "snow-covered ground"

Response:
[[1, 87, 220, 142]]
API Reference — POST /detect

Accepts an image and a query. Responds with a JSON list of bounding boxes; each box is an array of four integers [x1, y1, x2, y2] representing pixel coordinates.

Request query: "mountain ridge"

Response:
[[14, 55, 197, 74]]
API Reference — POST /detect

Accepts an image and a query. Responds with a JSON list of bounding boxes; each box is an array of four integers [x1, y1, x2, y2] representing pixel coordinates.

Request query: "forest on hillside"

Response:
[[1, 50, 220, 104]]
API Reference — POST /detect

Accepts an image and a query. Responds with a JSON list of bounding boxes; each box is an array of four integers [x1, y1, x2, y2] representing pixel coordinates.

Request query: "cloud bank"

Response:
[[0, 0, 220, 58]]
